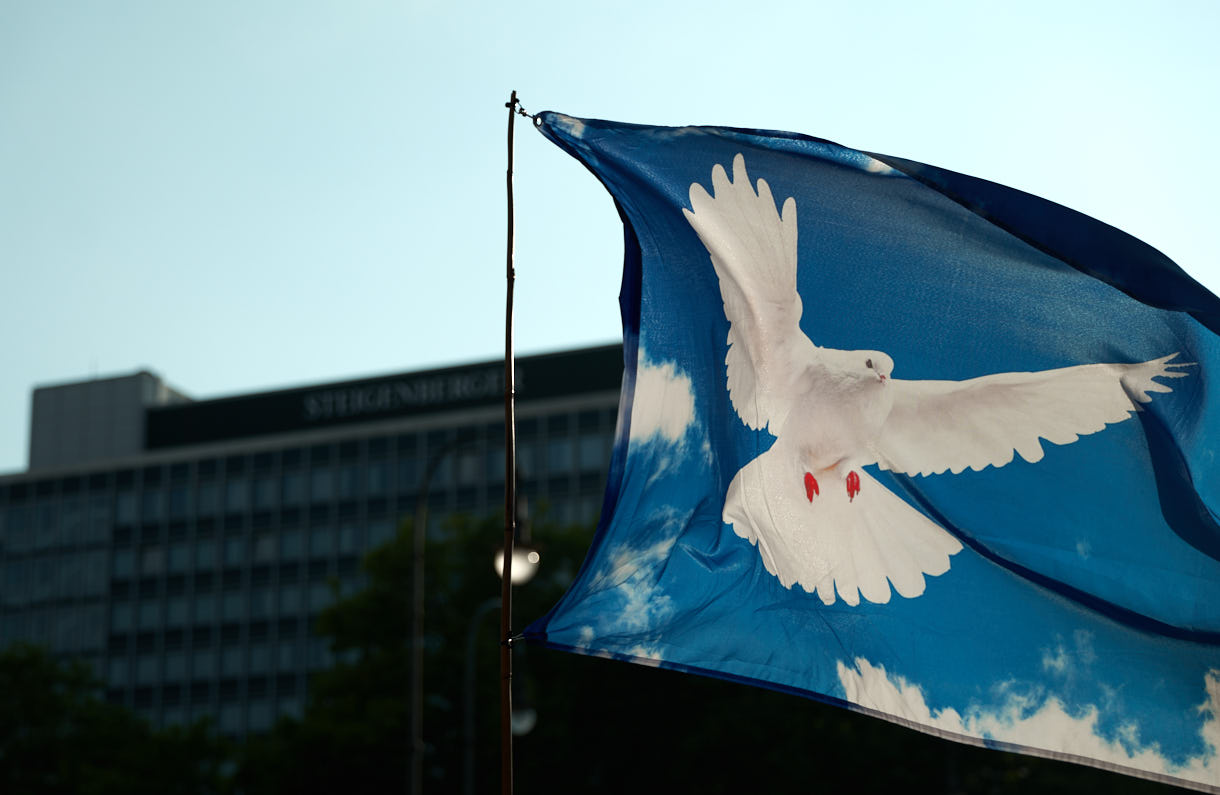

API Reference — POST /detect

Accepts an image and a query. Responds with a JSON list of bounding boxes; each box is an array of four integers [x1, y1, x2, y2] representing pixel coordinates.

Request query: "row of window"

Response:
[[113, 521, 396, 578], [0, 520, 394, 607], [152, 698, 302, 735], [109, 579, 360, 632], [114, 684, 305, 736], [0, 603, 105, 652], [105, 437, 608, 521], [6, 408, 618, 498], [121, 673, 303, 705], [2, 551, 108, 607], [1, 492, 599, 637], [109, 640, 336, 688], [0, 432, 612, 550], [4, 480, 601, 568], [0, 496, 111, 553]]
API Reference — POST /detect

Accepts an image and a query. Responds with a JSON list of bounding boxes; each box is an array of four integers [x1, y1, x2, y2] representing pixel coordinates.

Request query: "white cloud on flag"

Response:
[[627, 350, 712, 477], [863, 156, 899, 175], [574, 505, 691, 661], [837, 657, 1220, 789], [548, 113, 586, 139], [587, 532, 677, 633], [1041, 630, 1096, 681], [629, 355, 698, 446]]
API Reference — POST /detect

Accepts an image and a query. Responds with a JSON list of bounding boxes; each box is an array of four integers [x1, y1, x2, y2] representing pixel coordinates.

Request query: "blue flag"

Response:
[[524, 112, 1220, 791]]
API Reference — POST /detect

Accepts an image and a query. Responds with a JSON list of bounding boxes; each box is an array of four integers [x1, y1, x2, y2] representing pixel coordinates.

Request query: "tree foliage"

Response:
[[0, 643, 229, 795]]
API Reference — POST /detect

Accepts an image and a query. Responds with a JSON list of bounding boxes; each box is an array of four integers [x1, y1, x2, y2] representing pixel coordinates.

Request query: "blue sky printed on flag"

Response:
[[524, 113, 1220, 791]]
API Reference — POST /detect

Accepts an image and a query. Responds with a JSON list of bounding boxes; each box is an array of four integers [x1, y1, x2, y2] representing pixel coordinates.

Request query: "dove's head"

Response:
[[861, 351, 893, 384]]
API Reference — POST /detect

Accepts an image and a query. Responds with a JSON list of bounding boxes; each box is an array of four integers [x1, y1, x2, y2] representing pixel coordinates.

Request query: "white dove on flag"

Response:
[[683, 154, 1191, 607]]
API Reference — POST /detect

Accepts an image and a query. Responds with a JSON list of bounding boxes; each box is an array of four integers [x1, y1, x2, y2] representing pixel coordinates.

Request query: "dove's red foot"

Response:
[[846, 471, 861, 502], [804, 472, 819, 502]]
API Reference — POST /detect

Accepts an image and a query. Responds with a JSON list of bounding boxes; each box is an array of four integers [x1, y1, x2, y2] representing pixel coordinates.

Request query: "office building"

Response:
[[0, 345, 622, 736]]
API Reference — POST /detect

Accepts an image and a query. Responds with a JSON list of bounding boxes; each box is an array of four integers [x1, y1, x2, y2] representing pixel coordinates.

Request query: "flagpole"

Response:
[[501, 89, 520, 795]]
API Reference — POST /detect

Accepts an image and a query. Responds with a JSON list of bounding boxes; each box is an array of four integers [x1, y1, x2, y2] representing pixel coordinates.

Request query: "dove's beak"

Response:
[[879, 374, 887, 384]]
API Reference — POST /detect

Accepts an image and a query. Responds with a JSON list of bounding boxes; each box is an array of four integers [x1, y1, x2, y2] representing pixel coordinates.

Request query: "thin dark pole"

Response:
[[410, 472, 427, 794], [464, 597, 500, 795], [501, 89, 519, 795], [411, 438, 470, 794]]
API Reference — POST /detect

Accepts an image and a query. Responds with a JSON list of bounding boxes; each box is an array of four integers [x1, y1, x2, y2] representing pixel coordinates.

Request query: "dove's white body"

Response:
[[786, 354, 894, 476], [683, 154, 1189, 606]]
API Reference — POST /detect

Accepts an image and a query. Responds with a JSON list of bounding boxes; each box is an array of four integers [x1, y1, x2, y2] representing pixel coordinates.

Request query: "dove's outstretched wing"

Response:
[[874, 355, 1191, 477], [683, 153, 816, 434], [725, 435, 962, 605]]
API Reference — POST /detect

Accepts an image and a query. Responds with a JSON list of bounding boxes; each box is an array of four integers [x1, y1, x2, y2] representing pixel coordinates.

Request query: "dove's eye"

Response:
[[865, 358, 873, 370]]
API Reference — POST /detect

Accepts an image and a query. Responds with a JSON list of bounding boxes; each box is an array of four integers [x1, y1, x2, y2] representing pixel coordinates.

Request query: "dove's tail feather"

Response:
[[724, 447, 961, 606]]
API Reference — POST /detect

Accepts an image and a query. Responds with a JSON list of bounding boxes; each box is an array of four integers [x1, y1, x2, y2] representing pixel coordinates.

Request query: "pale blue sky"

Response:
[[2, 0, 1217, 474]]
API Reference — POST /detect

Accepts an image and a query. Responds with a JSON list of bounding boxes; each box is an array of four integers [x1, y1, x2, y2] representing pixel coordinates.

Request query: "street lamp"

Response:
[[464, 496, 538, 795], [494, 546, 540, 584], [494, 497, 540, 585]]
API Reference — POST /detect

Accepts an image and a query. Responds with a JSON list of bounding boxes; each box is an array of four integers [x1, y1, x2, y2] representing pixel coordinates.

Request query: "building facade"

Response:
[[0, 345, 622, 736]]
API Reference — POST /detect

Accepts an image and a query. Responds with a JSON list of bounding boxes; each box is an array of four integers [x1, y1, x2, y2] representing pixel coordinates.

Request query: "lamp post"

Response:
[[465, 498, 538, 795], [462, 597, 499, 795], [410, 435, 476, 795]]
